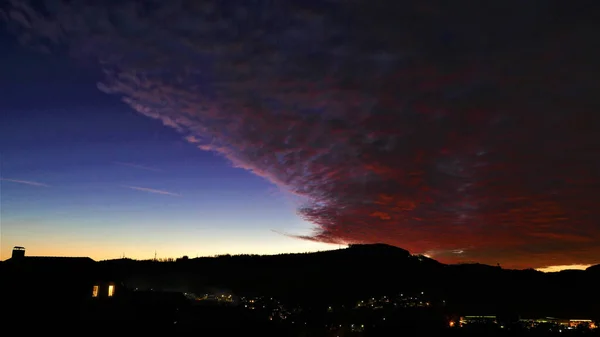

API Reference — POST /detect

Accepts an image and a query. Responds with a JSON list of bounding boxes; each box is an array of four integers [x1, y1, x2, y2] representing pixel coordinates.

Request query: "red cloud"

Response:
[[4, 0, 600, 269]]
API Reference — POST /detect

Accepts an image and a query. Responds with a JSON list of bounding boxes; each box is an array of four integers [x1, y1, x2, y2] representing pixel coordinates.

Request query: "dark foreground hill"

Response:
[[2, 243, 599, 320], [102, 244, 600, 318]]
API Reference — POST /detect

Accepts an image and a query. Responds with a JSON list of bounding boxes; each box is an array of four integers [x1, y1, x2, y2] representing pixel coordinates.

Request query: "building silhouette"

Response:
[[7, 245, 95, 264]]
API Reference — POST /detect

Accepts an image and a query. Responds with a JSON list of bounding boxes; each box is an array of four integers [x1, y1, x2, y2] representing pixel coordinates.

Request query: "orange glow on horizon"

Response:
[[535, 264, 592, 273], [0, 238, 339, 262]]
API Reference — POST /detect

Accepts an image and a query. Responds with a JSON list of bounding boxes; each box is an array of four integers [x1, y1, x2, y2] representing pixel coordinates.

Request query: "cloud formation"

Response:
[[125, 186, 181, 197], [3, 0, 600, 268], [1, 178, 49, 187]]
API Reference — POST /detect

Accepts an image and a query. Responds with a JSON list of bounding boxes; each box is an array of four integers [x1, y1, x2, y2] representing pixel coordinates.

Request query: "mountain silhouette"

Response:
[[2, 243, 599, 320]]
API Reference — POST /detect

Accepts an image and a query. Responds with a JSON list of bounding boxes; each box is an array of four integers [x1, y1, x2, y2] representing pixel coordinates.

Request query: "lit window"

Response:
[[108, 285, 115, 297], [92, 285, 99, 297]]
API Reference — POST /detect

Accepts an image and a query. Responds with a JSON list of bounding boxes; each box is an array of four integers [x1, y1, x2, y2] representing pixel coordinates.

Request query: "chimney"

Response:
[[11, 246, 25, 260]]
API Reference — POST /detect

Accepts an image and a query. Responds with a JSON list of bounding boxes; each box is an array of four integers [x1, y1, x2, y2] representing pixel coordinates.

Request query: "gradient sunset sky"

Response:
[[1, 0, 599, 270], [0, 27, 336, 260]]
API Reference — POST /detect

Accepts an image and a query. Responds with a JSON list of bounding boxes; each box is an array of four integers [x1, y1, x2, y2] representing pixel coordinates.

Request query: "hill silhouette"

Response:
[[95, 244, 599, 318], [2, 243, 599, 321]]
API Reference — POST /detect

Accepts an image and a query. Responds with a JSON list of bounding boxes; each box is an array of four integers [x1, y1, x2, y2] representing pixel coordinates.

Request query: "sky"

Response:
[[0, 20, 336, 260], [1, 0, 599, 270]]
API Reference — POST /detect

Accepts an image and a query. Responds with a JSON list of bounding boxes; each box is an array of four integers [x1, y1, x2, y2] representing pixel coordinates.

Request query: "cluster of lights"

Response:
[[241, 296, 291, 320], [354, 292, 433, 309], [451, 317, 597, 331], [326, 323, 366, 333], [518, 318, 597, 331], [191, 293, 234, 303]]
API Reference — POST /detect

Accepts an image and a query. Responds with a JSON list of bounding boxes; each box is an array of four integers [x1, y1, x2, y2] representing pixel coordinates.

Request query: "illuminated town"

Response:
[[172, 289, 598, 335]]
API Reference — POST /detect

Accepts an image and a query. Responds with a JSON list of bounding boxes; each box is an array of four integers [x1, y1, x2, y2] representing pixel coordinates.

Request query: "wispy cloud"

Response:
[[114, 162, 161, 172], [0, 178, 49, 187], [185, 135, 201, 143], [125, 185, 180, 197]]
